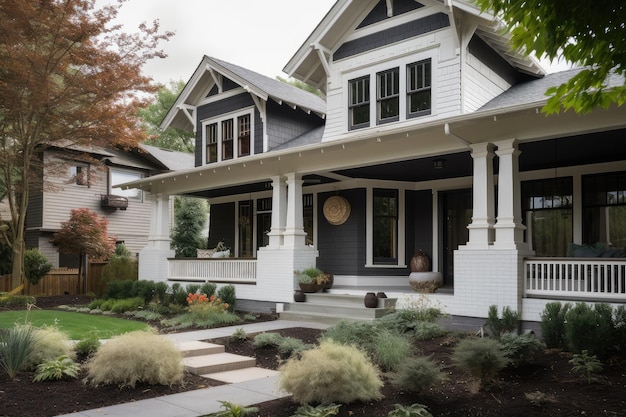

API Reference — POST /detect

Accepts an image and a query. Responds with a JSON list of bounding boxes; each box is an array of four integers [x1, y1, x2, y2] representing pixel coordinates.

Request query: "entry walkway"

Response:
[[57, 320, 329, 417]]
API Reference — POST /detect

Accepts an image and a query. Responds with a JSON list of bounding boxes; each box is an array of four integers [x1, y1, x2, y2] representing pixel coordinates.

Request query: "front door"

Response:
[[238, 200, 253, 258], [440, 189, 472, 286]]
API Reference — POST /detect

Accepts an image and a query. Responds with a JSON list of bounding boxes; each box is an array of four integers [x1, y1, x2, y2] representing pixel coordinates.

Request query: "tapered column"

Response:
[[466, 143, 495, 248], [266, 176, 286, 248], [494, 139, 527, 249], [147, 193, 171, 250], [283, 172, 307, 248]]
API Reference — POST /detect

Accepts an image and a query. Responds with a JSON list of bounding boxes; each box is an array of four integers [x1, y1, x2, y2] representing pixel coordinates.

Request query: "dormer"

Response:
[[161, 56, 326, 168], [284, 0, 545, 142]]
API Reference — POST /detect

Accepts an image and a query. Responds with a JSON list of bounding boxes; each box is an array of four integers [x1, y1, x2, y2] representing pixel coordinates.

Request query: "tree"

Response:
[[138, 80, 195, 153], [50, 208, 116, 289], [171, 197, 209, 258], [475, 0, 626, 114], [0, 0, 173, 288]]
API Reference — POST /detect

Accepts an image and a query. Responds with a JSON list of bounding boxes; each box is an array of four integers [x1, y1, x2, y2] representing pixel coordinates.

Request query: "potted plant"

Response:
[[295, 271, 320, 293]]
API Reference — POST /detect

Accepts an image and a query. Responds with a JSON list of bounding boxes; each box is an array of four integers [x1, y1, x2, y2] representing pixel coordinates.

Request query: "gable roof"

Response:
[[284, 0, 544, 89], [140, 144, 195, 171], [161, 55, 326, 132]]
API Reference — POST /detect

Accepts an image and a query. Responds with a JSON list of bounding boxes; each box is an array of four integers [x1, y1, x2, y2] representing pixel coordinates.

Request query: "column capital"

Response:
[[470, 142, 495, 159]]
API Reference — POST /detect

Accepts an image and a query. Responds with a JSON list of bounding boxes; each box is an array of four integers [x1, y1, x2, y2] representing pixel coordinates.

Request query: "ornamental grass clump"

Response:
[[452, 337, 509, 389], [0, 325, 35, 379], [24, 326, 76, 371], [85, 330, 184, 388], [392, 355, 446, 394], [278, 339, 383, 405]]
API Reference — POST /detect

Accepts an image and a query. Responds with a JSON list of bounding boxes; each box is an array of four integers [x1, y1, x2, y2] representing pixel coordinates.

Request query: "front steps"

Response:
[[177, 340, 279, 383], [279, 293, 396, 325]]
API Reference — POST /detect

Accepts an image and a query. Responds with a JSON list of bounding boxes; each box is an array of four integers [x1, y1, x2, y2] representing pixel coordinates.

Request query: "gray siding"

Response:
[[266, 101, 325, 151], [334, 13, 450, 61], [407, 189, 433, 263], [358, 0, 424, 28], [208, 202, 235, 251]]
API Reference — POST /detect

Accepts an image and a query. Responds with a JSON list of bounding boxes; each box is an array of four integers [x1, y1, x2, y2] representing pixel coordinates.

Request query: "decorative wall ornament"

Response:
[[323, 195, 351, 225]]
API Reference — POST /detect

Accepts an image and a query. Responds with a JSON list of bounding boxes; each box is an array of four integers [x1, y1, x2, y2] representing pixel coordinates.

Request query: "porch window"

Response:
[[206, 123, 217, 163], [377, 68, 399, 124], [373, 189, 398, 264], [349, 76, 370, 130], [407, 59, 431, 118], [582, 171, 626, 253], [222, 119, 234, 160], [238, 115, 251, 157], [522, 177, 573, 256]]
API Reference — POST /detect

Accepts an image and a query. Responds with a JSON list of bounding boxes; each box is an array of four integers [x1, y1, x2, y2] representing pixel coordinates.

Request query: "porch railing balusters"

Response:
[[167, 258, 257, 283]]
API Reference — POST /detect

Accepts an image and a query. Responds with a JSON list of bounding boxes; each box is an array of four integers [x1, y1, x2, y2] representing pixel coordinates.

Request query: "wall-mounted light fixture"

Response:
[[433, 159, 446, 169]]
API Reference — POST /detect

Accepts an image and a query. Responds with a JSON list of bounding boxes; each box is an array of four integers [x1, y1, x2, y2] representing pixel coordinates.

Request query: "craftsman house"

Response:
[[123, 0, 626, 323], [24, 143, 192, 268]]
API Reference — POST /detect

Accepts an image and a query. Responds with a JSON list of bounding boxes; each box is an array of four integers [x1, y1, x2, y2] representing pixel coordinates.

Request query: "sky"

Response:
[[104, 0, 337, 85], [104, 0, 571, 86]]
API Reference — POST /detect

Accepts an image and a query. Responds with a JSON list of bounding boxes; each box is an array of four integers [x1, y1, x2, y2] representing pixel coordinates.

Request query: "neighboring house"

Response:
[[122, 0, 626, 324], [25, 143, 192, 268]]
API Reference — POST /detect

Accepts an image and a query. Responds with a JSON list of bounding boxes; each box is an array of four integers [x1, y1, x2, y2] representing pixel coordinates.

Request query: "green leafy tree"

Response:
[[50, 208, 116, 287], [138, 80, 195, 153], [23, 248, 52, 285], [475, 0, 626, 114], [0, 0, 172, 288], [171, 197, 209, 257]]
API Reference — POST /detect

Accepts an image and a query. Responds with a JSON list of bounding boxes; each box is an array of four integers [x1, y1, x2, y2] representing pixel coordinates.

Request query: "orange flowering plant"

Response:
[[187, 292, 229, 318]]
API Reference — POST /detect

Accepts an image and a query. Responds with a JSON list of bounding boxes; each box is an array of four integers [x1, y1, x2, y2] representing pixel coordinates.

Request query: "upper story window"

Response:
[[69, 164, 89, 186], [348, 57, 432, 130], [377, 68, 399, 123], [349, 76, 370, 130], [407, 59, 431, 118], [110, 168, 142, 201], [202, 110, 254, 164]]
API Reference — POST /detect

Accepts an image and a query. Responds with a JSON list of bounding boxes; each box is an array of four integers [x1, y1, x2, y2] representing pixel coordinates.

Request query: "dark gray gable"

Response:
[[358, 0, 425, 28]]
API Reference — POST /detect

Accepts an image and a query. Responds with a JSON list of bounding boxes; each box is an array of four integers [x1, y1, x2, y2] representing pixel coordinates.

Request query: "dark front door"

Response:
[[440, 189, 472, 286]]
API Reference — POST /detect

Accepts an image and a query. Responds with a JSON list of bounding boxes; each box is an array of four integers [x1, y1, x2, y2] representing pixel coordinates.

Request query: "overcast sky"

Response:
[[105, 0, 571, 86]]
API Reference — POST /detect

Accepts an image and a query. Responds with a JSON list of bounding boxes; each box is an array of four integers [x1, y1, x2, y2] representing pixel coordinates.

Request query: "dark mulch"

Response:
[[2, 295, 626, 417]]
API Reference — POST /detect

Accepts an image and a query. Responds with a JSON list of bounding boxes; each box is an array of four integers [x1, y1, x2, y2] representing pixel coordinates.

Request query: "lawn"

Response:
[[0, 310, 150, 339]]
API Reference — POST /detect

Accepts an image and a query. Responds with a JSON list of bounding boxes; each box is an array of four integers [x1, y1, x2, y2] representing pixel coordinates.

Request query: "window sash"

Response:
[[221, 119, 234, 160], [373, 189, 398, 263], [407, 60, 432, 116], [206, 123, 217, 163], [238, 115, 251, 156]]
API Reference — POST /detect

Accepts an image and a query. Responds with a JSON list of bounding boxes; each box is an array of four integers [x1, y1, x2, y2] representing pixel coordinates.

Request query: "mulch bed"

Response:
[[1, 295, 626, 417]]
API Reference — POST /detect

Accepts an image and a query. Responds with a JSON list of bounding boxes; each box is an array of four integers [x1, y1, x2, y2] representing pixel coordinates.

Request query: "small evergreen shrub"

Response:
[[569, 350, 604, 384], [500, 333, 546, 366], [185, 283, 201, 295], [322, 320, 377, 348], [85, 330, 183, 388], [100, 260, 138, 296], [525, 390, 556, 407], [154, 281, 168, 304], [87, 298, 105, 310], [277, 337, 311, 358], [387, 403, 433, 417], [74, 334, 101, 360], [24, 326, 76, 371], [110, 297, 145, 313], [200, 282, 217, 298], [253, 332, 284, 348], [413, 321, 446, 341], [169, 283, 188, 306], [279, 339, 383, 405], [565, 302, 614, 358], [0, 294, 36, 308], [231, 328, 248, 341], [452, 337, 509, 388], [540, 302, 571, 349], [0, 325, 36, 379], [132, 280, 156, 304], [392, 355, 445, 394], [33, 355, 81, 382], [217, 284, 236, 312], [486, 305, 521, 338], [24, 248, 52, 285], [613, 305, 626, 356], [371, 331, 413, 372], [103, 279, 136, 300], [292, 403, 341, 417]]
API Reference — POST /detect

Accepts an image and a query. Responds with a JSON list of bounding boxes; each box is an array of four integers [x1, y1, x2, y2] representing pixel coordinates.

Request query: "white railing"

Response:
[[168, 258, 257, 284], [524, 257, 626, 301]]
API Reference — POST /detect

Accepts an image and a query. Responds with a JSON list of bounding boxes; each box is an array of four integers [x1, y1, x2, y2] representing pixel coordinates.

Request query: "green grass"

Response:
[[0, 310, 150, 340]]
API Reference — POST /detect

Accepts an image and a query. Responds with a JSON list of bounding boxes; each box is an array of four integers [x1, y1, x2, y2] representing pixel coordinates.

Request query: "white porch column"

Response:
[[283, 172, 307, 248], [266, 175, 286, 248], [494, 139, 527, 249], [139, 193, 174, 283], [466, 143, 495, 248]]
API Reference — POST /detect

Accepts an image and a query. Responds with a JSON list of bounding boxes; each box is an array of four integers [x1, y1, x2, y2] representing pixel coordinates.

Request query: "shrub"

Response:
[[185, 283, 201, 295], [231, 328, 248, 341], [322, 320, 376, 348], [392, 355, 445, 394], [413, 321, 446, 341], [452, 337, 509, 388], [74, 334, 101, 360], [292, 403, 341, 417], [100, 259, 138, 296], [24, 326, 75, 371], [209, 400, 258, 417], [103, 279, 136, 300], [277, 337, 311, 358], [85, 330, 183, 388], [279, 339, 383, 405], [87, 298, 105, 310], [371, 331, 413, 372], [565, 302, 614, 358], [110, 297, 145, 313], [217, 284, 236, 312], [200, 282, 217, 298], [525, 390, 556, 407], [0, 294, 36, 309], [569, 350, 604, 384], [0, 325, 36, 378], [486, 305, 521, 339], [33, 355, 81, 382], [169, 283, 188, 306], [387, 403, 433, 417], [24, 248, 52, 285], [500, 333, 546, 366], [540, 302, 571, 349], [253, 332, 284, 348], [154, 281, 168, 304], [132, 280, 157, 304], [614, 305, 626, 355]]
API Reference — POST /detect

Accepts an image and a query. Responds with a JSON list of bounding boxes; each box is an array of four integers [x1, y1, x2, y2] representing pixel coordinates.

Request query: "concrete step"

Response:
[[279, 310, 386, 325], [301, 292, 397, 309], [174, 340, 225, 357], [202, 367, 280, 384], [182, 352, 256, 375]]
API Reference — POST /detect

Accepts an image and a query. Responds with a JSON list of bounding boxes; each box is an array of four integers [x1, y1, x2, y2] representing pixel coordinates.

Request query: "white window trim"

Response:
[[109, 167, 143, 201], [344, 52, 436, 132], [201, 107, 255, 165], [69, 163, 89, 187], [365, 186, 407, 268]]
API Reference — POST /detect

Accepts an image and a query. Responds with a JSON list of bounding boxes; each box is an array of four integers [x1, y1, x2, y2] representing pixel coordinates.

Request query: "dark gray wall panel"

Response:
[[468, 35, 520, 86], [208, 202, 235, 251], [358, 0, 424, 28], [408, 189, 434, 263], [266, 101, 325, 151]]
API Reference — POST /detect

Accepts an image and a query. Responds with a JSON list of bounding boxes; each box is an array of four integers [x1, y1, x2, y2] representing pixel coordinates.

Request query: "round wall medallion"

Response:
[[323, 196, 351, 225]]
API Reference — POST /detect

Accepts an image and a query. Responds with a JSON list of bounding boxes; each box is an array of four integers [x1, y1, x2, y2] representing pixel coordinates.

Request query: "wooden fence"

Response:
[[0, 262, 116, 296]]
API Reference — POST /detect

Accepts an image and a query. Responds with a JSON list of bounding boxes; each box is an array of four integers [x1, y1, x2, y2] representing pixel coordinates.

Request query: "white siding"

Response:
[[463, 53, 513, 112]]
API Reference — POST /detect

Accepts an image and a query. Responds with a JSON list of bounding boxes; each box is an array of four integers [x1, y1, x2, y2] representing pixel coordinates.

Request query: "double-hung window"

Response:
[[206, 123, 218, 163], [373, 189, 398, 264], [377, 68, 399, 124], [407, 59, 431, 117], [349, 76, 370, 130], [238, 115, 251, 157], [221, 119, 234, 160], [70, 164, 89, 186]]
